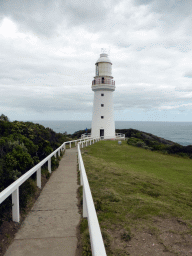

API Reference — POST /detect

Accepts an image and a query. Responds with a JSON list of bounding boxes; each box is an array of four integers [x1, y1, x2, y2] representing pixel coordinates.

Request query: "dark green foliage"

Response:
[[70, 129, 91, 139], [78, 186, 83, 206], [0, 114, 68, 222], [82, 230, 92, 256], [116, 128, 192, 158], [51, 156, 59, 171], [116, 128, 175, 146], [80, 219, 88, 234], [19, 179, 37, 208], [0, 114, 9, 122]]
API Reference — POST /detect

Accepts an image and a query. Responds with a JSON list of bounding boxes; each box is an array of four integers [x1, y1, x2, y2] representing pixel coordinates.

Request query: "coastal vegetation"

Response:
[[116, 128, 192, 158], [0, 114, 69, 255], [81, 140, 192, 255], [1, 116, 192, 255], [70, 129, 91, 139]]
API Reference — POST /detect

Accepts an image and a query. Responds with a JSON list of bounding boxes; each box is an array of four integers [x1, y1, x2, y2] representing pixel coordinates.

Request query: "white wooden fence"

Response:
[[78, 138, 107, 256], [0, 138, 89, 222], [115, 133, 125, 140], [0, 136, 107, 256]]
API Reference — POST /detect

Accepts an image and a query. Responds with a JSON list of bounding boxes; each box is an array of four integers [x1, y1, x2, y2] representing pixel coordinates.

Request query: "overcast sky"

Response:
[[0, 0, 192, 122]]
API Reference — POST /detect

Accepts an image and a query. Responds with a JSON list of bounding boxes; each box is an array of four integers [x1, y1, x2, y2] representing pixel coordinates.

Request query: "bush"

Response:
[[0, 114, 68, 224], [136, 141, 146, 148]]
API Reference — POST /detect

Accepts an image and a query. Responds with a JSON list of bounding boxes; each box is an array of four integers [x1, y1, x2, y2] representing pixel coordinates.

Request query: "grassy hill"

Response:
[[81, 140, 192, 255]]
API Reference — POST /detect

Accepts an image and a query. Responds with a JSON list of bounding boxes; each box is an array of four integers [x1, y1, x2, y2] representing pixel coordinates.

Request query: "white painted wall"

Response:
[[91, 90, 115, 139], [91, 53, 115, 139]]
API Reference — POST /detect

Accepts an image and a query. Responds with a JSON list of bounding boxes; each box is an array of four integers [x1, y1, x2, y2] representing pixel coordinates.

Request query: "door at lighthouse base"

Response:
[[100, 129, 104, 138]]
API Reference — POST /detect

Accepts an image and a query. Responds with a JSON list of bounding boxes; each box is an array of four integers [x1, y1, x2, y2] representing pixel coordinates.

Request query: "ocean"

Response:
[[32, 120, 192, 146]]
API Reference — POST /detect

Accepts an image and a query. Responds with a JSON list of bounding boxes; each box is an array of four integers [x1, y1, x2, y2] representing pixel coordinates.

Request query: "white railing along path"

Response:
[[0, 136, 107, 255], [0, 138, 90, 222], [78, 138, 107, 256]]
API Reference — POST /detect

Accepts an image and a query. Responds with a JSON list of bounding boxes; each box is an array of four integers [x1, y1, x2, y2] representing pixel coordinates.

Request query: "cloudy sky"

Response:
[[0, 0, 192, 122]]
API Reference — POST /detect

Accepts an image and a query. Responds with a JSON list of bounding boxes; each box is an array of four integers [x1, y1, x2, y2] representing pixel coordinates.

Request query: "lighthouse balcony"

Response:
[[92, 84, 115, 91], [92, 78, 115, 86]]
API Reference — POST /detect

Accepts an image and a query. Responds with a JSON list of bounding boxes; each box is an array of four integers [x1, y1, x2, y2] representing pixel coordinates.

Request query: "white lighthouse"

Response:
[[91, 53, 115, 139]]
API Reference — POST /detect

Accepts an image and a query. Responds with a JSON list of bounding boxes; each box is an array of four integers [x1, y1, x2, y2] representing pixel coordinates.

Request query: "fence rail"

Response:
[[81, 133, 91, 139], [78, 138, 107, 256], [0, 138, 90, 222], [81, 133, 126, 140], [115, 133, 125, 140], [0, 136, 107, 255]]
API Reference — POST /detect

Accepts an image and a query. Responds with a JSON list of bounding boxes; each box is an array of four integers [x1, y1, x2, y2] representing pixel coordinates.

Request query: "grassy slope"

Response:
[[82, 140, 192, 255]]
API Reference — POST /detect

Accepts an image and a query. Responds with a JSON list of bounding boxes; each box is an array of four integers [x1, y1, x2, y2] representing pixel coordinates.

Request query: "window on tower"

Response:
[[101, 104, 104, 107], [101, 93, 104, 96], [102, 77, 104, 84], [96, 64, 99, 76], [101, 116, 104, 119]]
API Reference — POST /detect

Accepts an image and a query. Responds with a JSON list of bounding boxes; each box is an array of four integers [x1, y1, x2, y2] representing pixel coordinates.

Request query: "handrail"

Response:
[[115, 133, 125, 140], [78, 138, 107, 256], [81, 133, 91, 139], [92, 78, 115, 86], [0, 137, 91, 222]]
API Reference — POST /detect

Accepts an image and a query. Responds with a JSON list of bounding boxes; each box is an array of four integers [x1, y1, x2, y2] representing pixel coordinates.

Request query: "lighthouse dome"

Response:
[[96, 53, 112, 64]]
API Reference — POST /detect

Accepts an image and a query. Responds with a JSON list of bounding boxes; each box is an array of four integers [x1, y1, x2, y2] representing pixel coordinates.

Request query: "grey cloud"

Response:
[[0, 0, 60, 36], [134, 0, 154, 5], [0, 0, 109, 36], [134, 0, 192, 15], [63, 0, 107, 23], [184, 72, 192, 78], [114, 85, 192, 111], [133, 0, 192, 34], [0, 83, 93, 114], [0, 0, 192, 121]]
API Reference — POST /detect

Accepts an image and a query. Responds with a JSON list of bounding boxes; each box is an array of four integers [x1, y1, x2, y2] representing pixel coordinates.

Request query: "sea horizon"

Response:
[[25, 120, 192, 147]]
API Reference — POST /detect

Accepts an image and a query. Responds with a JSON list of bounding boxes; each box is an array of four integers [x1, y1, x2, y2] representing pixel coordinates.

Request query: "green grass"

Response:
[[81, 140, 192, 255]]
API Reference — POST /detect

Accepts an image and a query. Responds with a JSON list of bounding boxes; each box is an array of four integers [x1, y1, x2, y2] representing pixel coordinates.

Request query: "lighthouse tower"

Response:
[[91, 53, 115, 139]]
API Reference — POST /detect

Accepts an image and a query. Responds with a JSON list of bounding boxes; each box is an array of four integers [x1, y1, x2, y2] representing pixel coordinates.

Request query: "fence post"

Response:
[[48, 158, 51, 173], [12, 188, 20, 222], [75, 141, 77, 146], [79, 161, 83, 186], [78, 150, 80, 166], [80, 170, 83, 185], [58, 149, 60, 157], [54, 152, 57, 158], [86, 140, 87, 147], [83, 188, 88, 218], [37, 167, 41, 189], [70, 142, 71, 148]]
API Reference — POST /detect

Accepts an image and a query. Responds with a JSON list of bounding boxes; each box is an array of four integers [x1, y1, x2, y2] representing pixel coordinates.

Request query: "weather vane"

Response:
[[101, 48, 110, 55]]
